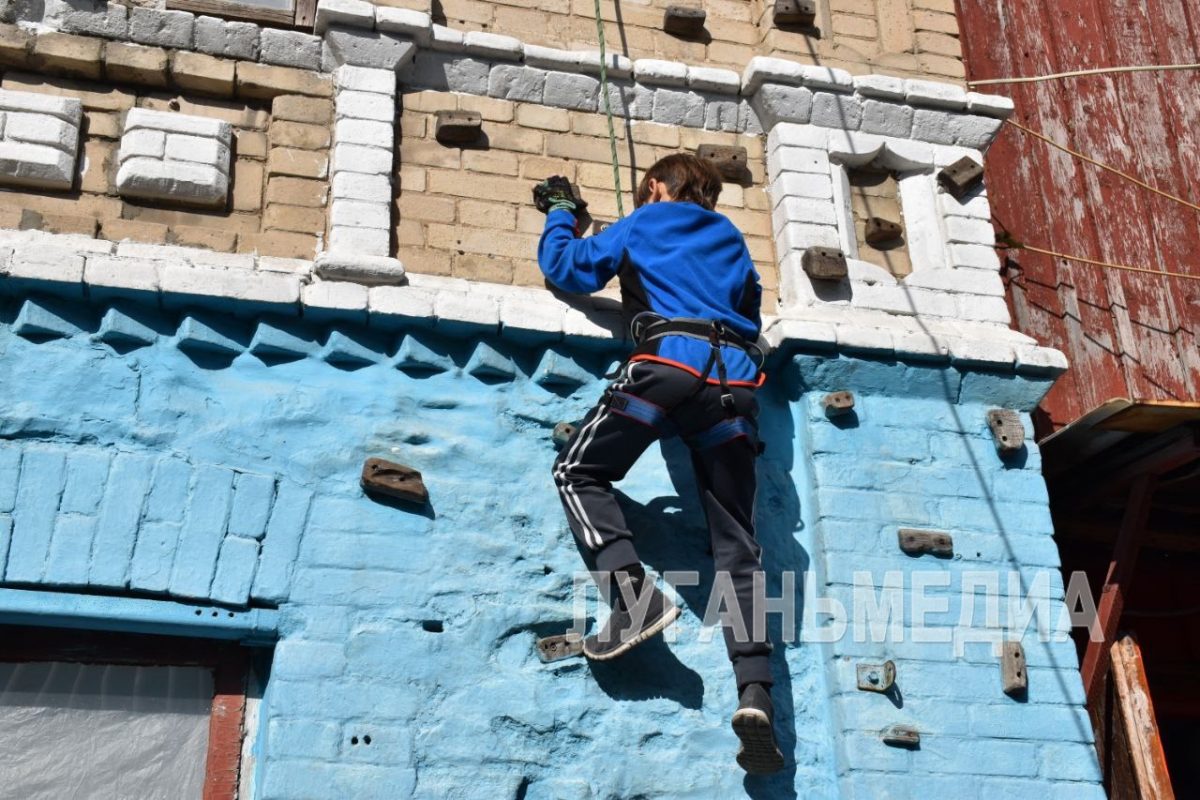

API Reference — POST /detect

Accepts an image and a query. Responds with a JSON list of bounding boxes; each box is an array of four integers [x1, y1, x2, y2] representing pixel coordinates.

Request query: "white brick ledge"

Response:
[[0, 228, 1065, 375]]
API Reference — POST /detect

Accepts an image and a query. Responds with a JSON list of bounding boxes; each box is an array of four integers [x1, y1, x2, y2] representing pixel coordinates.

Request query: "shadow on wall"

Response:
[[573, 378, 809, 800]]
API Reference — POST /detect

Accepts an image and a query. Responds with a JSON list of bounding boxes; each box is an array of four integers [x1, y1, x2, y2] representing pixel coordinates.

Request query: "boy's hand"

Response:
[[533, 176, 588, 215]]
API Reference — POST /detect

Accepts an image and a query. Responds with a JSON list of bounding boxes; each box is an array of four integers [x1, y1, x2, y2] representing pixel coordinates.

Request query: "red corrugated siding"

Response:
[[955, 0, 1200, 432]]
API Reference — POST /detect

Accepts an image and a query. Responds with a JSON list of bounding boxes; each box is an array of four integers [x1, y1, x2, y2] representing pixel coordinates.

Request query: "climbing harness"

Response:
[[601, 313, 765, 451]]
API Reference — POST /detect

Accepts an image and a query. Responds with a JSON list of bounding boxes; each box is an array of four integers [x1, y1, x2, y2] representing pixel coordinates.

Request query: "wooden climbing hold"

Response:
[[361, 457, 429, 504]]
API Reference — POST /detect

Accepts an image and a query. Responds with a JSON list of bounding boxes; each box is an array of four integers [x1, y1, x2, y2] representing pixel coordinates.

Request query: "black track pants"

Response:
[[553, 360, 773, 688]]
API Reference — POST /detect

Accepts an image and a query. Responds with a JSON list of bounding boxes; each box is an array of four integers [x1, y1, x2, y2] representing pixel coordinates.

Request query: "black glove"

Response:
[[533, 176, 588, 215]]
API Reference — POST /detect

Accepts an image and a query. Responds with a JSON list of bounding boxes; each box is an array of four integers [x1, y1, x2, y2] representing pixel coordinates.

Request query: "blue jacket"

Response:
[[537, 202, 763, 385]]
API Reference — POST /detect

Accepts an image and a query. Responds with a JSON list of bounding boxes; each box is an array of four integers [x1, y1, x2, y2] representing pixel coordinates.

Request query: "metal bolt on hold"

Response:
[[802, 246, 848, 281], [1001, 641, 1028, 696], [881, 725, 920, 748], [897, 528, 955, 558], [536, 632, 584, 663], [663, 5, 707, 37], [822, 390, 855, 417], [986, 409, 1025, 456], [552, 422, 577, 450], [856, 660, 896, 693], [434, 110, 483, 146], [774, 0, 817, 26], [938, 156, 985, 198], [696, 144, 750, 182]]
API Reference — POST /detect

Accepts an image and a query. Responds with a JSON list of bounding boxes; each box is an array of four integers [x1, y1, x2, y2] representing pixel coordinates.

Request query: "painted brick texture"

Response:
[[397, 89, 779, 305], [384, 0, 965, 82]]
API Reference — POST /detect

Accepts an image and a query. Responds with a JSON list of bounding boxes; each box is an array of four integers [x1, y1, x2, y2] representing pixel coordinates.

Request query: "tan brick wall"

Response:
[[396, 90, 779, 310], [846, 166, 910, 278], [0, 25, 330, 259], [383, 0, 965, 82]]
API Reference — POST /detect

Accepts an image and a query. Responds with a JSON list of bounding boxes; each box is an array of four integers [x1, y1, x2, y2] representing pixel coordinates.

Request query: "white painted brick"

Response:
[[742, 57, 804, 93], [329, 199, 390, 229], [116, 158, 228, 207], [762, 318, 837, 350], [7, 246, 85, 284], [5, 113, 78, 153], [335, 91, 396, 122], [604, 82, 655, 120], [165, 134, 231, 173], [522, 45, 583, 72], [124, 108, 230, 141], [774, 195, 839, 228], [0, 142, 76, 190], [303, 279, 369, 311], [328, 225, 389, 255], [906, 79, 968, 110], [575, 51, 634, 80], [324, 29, 416, 73], [257, 256, 313, 275], [488, 66, 547, 103], [117, 129, 164, 162], [334, 65, 396, 95], [434, 291, 500, 330], [966, 92, 1015, 119], [1015, 345, 1068, 373], [891, 328, 952, 360], [777, 221, 840, 253], [836, 324, 895, 355], [430, 25, 464, 50], [84, 255, 160, 292], [316, 251, 405, 285], [769, 146, 828, 179], [462, 31, 522, 60], [128, 8, 194, 50], [315, 0, 375, 35], [861, 100, 914, 138], [331, 143, 393, 175], [825, 130, 885, 162], [810, 93, 863, 130], [769, 123, 828, 151], [499, 295, 565, 339], [905, 267, 1005, 297], [405, 273, 470, 293], [687, 66, 740, 94], [0, 90, 82, 125], [882, 138, 936, 170], [562, 306, 621, 341], [259, 29, 322, 71], [543, 72, 599, 112], [853, 74, 906, 100], [334, 118, 393, 147], [950, 338, 1016, 367], [652, 89, 705, 127], [331, 171, 391, 201], [773, 171, 834, 200], [930, 143, 984, 168], [113, 242, 254, 270], [375, 7, 433, 41], [946, 216, 996, 245], [942, 190, 991, 220], [162, 263, 301, 305], [750, 85, 813, 128], [194, 16, 260, 61], [369, 284, 436, 318], [633, 59, 688, 87], [956, 293, 1012, 324], [951, 244, 1000, 271]]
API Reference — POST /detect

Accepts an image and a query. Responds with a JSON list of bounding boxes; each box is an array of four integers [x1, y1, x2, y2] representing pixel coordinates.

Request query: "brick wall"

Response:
[[382, 0, 966, 82], [0, 24, 331, 258], [397, 89, 779, 306]]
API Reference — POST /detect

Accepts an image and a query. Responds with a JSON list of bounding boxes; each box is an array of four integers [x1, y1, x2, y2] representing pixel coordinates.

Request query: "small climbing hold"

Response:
[[986, 409, 1025, 456], [822, 390, 855, 417], [552, 422, 577, 450], [361, 457, 429, 505]]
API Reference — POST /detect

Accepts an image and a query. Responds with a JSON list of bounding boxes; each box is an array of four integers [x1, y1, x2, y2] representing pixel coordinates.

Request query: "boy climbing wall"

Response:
[[533, 153, 784, 775]]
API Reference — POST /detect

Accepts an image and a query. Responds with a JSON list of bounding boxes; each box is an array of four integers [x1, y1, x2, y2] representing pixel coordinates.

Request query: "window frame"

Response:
[[0, 625, 252, 800], [166, 0, 317, 29]]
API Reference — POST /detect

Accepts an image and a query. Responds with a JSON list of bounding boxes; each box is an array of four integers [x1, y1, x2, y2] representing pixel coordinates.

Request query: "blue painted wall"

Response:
[[0, 289, 1104, 799]]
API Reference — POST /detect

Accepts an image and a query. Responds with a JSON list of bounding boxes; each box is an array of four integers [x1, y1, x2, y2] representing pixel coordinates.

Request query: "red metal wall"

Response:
[[955, 0, 1200, 433]]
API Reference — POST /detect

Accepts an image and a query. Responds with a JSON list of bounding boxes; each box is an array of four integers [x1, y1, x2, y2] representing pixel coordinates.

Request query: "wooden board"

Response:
[[1111, 635, 1175, 800], [956, 0, 1200, 435]]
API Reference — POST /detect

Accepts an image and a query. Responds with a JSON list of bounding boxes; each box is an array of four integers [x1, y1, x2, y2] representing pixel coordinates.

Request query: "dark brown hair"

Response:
[[635, 153, 723, 210]]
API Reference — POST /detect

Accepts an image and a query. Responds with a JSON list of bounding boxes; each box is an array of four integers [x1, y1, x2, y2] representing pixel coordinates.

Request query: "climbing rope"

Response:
[[593, 0, 625, 219], [1006, 117, 1200, 215], [968, 62, 1200, 87], [997, 241, 1200, 284]]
